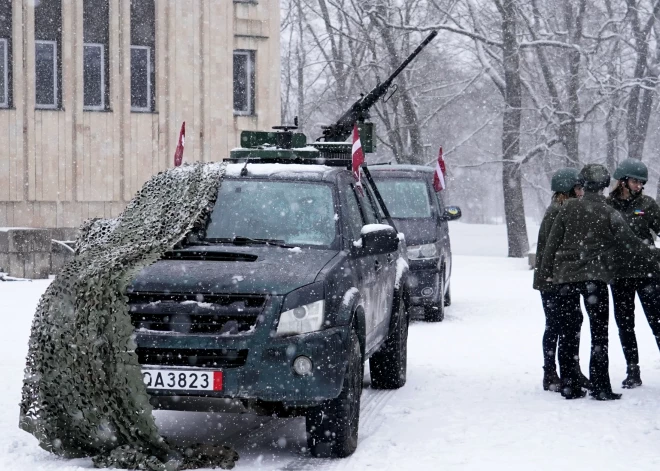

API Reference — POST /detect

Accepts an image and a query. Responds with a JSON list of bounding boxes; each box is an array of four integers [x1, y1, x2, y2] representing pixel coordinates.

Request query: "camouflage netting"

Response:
[[19, 162, 239, 470]]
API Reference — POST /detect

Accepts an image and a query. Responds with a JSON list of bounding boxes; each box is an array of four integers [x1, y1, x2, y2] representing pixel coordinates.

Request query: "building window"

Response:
[[0, 0, 12, 108], [83, 0, 109, 111], [130, 0, 155, 112], [233, 50, 255, 115], [130, 46, 150, 111], [35, 0, 62, 109], [35, 40, 57, 109], [83, 44, 104, 110]]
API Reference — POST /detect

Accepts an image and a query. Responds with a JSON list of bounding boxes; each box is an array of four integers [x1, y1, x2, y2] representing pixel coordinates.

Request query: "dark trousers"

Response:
[[557, 281, 612, 392], [540, 290, 583, 372], [611, 278, 660, 366]]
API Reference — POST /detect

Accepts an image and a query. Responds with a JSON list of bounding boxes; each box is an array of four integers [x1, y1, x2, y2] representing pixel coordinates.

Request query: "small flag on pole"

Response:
[[174, 122, 186, 167], [433, 146, 446, 192], [352, 124, 365, 194]]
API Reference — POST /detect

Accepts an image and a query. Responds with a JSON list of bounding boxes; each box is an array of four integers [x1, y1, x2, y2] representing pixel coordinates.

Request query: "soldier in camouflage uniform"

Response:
[[540, 164, 660, 400], [607, 159, 660, 389], [533, 168, 588, 392]]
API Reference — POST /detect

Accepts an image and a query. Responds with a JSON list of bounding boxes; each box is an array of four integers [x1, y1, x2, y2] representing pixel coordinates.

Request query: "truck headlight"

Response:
[[276, 300, 325, 336], [407, 243, 437, 260]]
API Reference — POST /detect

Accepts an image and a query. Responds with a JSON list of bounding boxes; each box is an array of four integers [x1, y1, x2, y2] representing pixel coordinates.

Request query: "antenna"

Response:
[[240, 159, 250, 176]]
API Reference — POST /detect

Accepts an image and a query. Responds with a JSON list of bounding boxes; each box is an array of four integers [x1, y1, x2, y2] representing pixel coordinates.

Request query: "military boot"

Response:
[[543, 367, 562, 392], [561, 386, 587, 400], [622, 364, 642, 389], [591, 390, 622, 401], [578, 370, 592, 390]]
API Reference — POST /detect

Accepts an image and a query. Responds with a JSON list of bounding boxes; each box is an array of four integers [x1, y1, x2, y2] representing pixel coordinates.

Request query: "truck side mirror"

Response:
[[353, 224, 399, 256], [441, 206, 462, 222]]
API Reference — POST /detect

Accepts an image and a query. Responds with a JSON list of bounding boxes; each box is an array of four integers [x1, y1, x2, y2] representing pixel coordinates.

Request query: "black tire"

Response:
[[444, 280, 452, 307], [305, 329, 363, 458], [370, 297, 408, 389], [424, 271, 445, 322]]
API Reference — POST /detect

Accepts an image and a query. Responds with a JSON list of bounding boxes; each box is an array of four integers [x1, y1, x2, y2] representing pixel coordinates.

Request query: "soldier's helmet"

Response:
[[551, 168, 582, 193], [579, 164, 611, 191], [613, 159, 648, 183]]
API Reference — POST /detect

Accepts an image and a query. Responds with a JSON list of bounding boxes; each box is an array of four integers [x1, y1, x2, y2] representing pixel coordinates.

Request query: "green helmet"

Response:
[[613, 159, 648, 183], [579, 164, 610, 191], [551, 168, 582, 193]]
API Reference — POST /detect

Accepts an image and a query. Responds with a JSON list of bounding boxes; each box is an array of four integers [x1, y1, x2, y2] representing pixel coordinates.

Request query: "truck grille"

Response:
[[137, 347, 248, 368], [128, 293, 267, 335]]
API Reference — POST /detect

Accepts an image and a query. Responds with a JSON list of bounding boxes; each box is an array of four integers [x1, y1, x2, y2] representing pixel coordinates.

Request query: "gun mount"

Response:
[[317, 30, 438, 145], [228, 30, 438, 166]]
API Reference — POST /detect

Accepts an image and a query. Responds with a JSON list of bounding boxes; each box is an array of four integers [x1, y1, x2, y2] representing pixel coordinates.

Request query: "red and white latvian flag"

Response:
[[433, 146, 447, 192], [174, 121, 186, 167], [352, 124, 365, 193]]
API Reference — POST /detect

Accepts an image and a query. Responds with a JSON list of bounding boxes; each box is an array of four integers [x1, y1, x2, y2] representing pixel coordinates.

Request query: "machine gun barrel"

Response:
[[319, 30, 438, 143]]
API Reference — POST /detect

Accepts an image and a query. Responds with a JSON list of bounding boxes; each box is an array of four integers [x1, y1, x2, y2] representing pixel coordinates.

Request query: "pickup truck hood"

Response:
[[128, 245, 338, 295]]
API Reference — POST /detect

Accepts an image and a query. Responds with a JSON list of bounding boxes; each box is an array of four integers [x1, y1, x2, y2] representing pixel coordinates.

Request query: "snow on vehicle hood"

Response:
[[128, 245, 338, 295]]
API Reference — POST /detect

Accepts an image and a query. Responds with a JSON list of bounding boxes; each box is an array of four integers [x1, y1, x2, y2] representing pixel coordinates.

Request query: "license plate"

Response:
[[142, 369, 223, 391]]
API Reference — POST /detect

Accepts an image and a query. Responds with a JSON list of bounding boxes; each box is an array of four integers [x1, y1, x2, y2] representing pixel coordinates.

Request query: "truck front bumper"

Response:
[[136, 296, 351, 408], [407, 257, 441, 307]]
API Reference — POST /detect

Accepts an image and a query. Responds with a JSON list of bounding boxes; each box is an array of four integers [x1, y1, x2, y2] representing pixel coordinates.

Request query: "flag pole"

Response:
[[362, 166, 397, 231]]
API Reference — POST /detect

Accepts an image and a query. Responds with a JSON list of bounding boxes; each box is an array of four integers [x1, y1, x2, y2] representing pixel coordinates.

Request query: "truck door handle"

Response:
[[387, 253, 394, 264], [374, 260, 382, 271]]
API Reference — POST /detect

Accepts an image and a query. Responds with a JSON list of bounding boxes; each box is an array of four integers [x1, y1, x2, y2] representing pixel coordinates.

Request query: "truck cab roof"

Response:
[[368, 164, 434, 176], [224, 163, 345, 183]]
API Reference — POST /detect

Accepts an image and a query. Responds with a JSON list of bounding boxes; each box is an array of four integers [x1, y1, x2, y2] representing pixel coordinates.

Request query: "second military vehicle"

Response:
[[371, 165, 462, 322]]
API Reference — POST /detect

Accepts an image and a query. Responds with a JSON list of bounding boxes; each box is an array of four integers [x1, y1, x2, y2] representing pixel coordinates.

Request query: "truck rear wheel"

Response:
[[370, 297, 408, 389], [424, 271, 445, 322], [444, 281, 452, 307], [305, 329, 363, 458]]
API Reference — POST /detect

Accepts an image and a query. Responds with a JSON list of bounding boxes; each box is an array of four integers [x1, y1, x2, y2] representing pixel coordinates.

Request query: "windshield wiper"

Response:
[[184, 240, 212, 246], [206, 236, 295, 249]]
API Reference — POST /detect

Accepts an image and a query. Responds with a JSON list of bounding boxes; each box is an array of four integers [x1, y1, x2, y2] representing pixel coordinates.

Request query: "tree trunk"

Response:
[[296, 0, 305, 130], [501, 0, 529, 258], [605, 107, 618, 172], [563, 0, 585, 166]]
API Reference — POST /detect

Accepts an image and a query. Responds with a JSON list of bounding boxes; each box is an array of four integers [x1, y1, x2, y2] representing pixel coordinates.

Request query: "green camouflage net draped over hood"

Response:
[[19, 162, 239, 470]]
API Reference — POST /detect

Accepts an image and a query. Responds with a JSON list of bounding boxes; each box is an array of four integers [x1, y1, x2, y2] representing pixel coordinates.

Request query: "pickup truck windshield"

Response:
[[374, 178, 432, 218], [205, 180, 337, 247]]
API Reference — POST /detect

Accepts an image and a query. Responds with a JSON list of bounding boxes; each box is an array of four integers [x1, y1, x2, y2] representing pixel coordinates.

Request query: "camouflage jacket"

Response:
[[539, 192, 660, 285], [606, 193, 660, 245], [533, 202, 562, 291]]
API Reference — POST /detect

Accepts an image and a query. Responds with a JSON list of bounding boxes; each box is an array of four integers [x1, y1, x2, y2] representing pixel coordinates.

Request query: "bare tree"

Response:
[[625, 0, 660, 161], [280, 0, 660, 256]]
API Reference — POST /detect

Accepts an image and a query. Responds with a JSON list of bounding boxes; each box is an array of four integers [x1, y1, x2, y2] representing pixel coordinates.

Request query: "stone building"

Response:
[[0, 0, 281, 230]]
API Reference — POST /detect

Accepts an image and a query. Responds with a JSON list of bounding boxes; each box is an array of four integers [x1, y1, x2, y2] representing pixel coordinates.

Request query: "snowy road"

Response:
[[2, 223, 660, 470]]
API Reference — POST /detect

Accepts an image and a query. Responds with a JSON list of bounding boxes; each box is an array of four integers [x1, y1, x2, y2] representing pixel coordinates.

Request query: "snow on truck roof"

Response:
[[224, 163, 336, 179], [369, 164, 434, 173]]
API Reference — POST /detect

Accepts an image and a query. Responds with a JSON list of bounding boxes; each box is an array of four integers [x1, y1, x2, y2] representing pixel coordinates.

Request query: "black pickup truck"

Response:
[[370, 165, 462, 321], [128, 161, 410, 458]]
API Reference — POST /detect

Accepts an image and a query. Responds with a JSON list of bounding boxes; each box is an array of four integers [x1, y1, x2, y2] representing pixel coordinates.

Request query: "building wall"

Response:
[[0, 0, 281, 229]]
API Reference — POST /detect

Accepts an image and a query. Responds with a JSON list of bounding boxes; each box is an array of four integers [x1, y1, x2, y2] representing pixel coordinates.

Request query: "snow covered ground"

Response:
[[2, 221, 660, 470]]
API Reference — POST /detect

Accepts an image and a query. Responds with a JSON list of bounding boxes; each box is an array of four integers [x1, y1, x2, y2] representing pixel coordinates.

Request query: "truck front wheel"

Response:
[[369, 296, 408, 389], [305, 328, 363, 458]]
